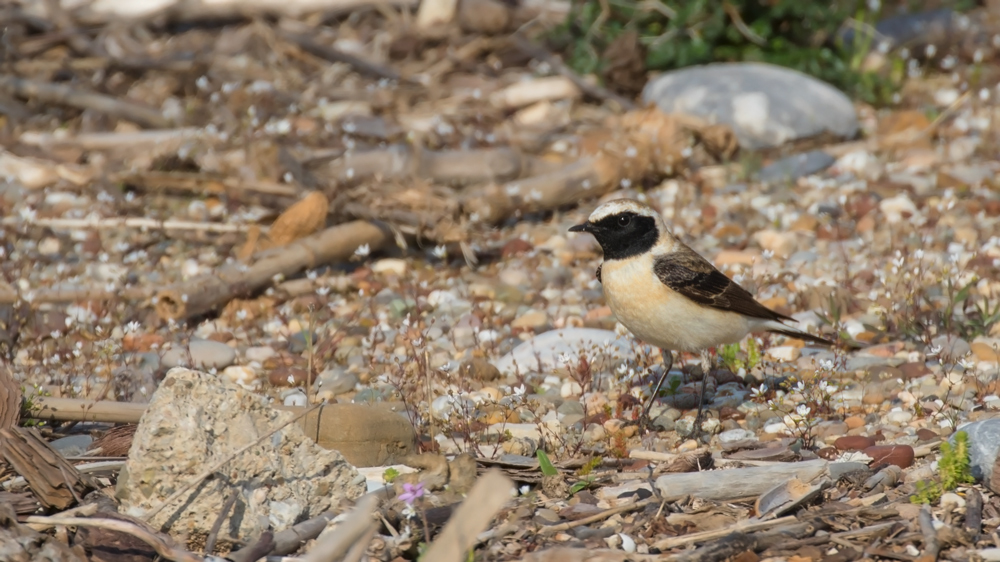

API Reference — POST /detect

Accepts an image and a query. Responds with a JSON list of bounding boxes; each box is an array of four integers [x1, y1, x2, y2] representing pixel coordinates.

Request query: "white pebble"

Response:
[[561, 380, 583, 398], [619, 533, 636, 553]]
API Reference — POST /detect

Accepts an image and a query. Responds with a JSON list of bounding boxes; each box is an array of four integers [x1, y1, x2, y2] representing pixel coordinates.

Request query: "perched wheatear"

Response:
[[569, 198, 832, 425]]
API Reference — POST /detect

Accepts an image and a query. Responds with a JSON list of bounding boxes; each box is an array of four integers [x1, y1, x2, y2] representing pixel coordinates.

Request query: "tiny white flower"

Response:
[[432, 245, 448, 259], [354, 243, 371, 258], [126, 321, 141, 334], [315, 285, 330, 297], [762, 249, 774, 260], [796, 404, 811, 417], [519, 485, 531, 495]]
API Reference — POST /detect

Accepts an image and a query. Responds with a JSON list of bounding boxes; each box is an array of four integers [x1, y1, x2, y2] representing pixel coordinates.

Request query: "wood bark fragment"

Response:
[[966, 487, 983, 542], [539, 498, 655, 536], [278, 30, 409, 83], [0, 427, 96, 510], [655, 460, 829, 503], [154, 219, 390, 321], [421, 469, 516, 562], [917, 504, 941, 562], [0, 503, 86, 562], [26, 514, 203, 562], [302, 495, 379, 562], [667, 519, 828, 561], [0, 75, 173, 129], [0, 363, 21, 431]]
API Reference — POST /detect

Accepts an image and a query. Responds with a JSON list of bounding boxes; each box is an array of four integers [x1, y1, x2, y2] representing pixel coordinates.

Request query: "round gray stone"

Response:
[[953, 419, 1000, 489], [641, 62, 859, 149], [314, 369, 359, 396]]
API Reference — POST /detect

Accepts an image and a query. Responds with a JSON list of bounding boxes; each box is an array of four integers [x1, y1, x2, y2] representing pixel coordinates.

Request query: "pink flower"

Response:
[[398, 482, 425, 505]]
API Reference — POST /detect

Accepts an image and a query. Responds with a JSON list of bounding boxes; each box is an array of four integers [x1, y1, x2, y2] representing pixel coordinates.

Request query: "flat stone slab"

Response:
[[642, 62, 858, 149]]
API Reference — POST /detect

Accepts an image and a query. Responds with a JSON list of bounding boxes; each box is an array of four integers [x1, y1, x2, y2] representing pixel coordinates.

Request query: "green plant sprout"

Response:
[[911, 431, 974, 505]]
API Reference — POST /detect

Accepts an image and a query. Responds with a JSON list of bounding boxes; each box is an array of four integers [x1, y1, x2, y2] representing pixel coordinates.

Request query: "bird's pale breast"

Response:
[[601, 256, 752, 352]]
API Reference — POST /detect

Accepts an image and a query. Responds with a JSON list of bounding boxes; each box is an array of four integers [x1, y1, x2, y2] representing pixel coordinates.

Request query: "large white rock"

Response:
[[117, 368, 365, 548]]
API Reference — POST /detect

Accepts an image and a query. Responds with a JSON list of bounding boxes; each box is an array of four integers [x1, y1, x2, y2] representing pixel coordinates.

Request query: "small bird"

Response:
[[569, 198, 832, 426]]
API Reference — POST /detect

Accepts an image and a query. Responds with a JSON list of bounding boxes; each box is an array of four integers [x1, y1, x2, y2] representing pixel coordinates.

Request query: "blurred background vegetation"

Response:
[[546, 0, 981, 104]]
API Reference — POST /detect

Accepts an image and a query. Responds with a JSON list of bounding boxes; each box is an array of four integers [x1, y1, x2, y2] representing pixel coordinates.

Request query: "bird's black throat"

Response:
[[585, 213, 658, 261]]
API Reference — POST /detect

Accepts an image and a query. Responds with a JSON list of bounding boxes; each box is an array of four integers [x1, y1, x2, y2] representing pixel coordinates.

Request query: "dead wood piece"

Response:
[[421, 469, 516, 562], [29, 398, 148, 424], [278, 30, 407, 82], [33, 0, 419, 25], [668, 519, 828, 561], [328, 145, 527, 185], [511, 34, 636, 110], [652, 515, 798, 550], [20, 128, 214, 151], [461, 107, 694, 225], [4, 215, 254, 233], [230, 511, 335, 562], [72, 509, 164, 562], [655, 460, 830, 503], [0, 363, 21, 431], [0, 427, 96, 510], [519, 548, 658, 562], [540, 498, 655, 536], [0, 284, 152, 305], [966, 487, 983, 542], [0, 503, 86, 562], [154, 220, 390, 321], [303, 495, 379, 562], [0, 76, 173, 129], [26, 515, 202, 562], [917, 504, 940, 562], [90, 425, 138, 457], [0, 490, 40, 516]]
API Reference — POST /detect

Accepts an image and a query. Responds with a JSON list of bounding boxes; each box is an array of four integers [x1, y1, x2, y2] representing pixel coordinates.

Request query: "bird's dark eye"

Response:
[[618, 215, 631, 227]]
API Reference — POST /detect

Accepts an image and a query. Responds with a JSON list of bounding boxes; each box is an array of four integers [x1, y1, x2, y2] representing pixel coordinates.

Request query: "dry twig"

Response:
[[25, 514, 202, 562], [0, 75, 173, 128]]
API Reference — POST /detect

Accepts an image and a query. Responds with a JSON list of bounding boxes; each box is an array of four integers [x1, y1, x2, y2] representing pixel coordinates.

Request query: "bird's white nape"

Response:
[[587, 199, 659, 223]]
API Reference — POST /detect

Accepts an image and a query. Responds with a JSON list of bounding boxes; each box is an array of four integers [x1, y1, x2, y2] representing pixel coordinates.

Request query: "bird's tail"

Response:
[[767, 327, 835, 347], [755, 319, 835, 347]]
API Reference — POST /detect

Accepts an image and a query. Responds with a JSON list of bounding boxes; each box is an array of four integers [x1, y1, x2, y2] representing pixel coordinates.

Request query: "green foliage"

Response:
[[383, 467, 400, 484], [537, 449, 559, 476], [720, 338, 761, 372], [911, 430, 974, 505], [549, 0, 904, 104], [577, 456, 602, 477]]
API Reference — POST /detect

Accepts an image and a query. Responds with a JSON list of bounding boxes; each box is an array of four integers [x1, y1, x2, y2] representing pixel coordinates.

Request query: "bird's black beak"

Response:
[[569, 221, 592, 233]]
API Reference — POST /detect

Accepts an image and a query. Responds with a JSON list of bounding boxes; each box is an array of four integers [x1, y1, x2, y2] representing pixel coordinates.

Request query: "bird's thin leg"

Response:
[[641, 349, 673, 426], [693, 348, 713, 432]]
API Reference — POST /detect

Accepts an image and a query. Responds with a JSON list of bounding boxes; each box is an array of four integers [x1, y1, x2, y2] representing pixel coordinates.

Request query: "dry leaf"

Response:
[[267, 191, 330, 246]]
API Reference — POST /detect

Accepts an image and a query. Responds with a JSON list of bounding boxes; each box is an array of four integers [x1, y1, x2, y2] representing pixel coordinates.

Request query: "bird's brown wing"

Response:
[[652, 246, 794, 322]]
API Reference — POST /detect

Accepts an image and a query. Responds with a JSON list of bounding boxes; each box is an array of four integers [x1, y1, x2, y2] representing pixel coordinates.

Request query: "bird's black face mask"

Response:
[[569, 211, 658, 260]]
